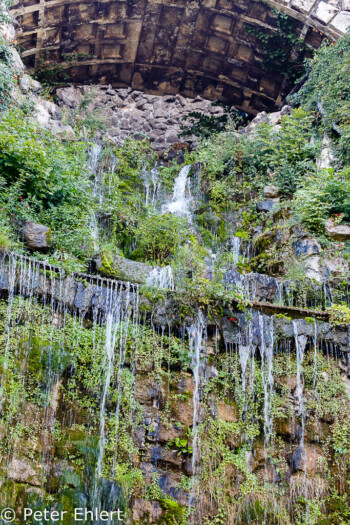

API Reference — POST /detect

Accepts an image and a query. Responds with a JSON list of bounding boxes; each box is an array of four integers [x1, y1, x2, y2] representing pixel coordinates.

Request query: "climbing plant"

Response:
[[245, 8, 311, 82]]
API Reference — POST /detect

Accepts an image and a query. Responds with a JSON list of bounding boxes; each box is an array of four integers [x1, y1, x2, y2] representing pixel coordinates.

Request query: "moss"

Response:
[[159, 498, 186, 524]]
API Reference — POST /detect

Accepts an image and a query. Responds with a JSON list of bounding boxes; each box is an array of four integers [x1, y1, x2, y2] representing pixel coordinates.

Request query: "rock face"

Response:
[[55, 86, 224, 150], [292, 238, 321, 257], [325, 221, 350, 240], [23, 222, 51, 251], [94, 253, 154, 283]]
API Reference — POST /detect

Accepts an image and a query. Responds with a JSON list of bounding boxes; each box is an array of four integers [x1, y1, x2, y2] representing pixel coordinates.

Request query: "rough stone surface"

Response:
[[23, 222, 51, 251], [325, 221, 350, 240], [256, 200, 279, 213], [95, 254, 154, 284], [292, 238, 321, 257], [305, 256, 324, 281], [324, 257, 349, 275], [19, 73, 41, 94], [55, 86, 224, 150], [263, 185, 281, 198]]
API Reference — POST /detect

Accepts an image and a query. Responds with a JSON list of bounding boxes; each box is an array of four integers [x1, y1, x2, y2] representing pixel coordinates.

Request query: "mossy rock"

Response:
[[95, 252, 154, 284]]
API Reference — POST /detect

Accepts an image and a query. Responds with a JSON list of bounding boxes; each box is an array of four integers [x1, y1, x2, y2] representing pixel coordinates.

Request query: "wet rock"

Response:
[[23, 222, 51, 251], [94, 254, 153, 284], [217, 401, 238, 422], [325, 221, 350, 241], [132, 499, 163, 523], [292, 238, 321, 257], [8, 458, 41, 486], [256, 200, 279, 213], [263, 185, 280, 198]]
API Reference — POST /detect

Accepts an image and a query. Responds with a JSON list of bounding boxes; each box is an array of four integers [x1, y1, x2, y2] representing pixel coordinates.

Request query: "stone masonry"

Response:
[[10, 0, 350, 115]]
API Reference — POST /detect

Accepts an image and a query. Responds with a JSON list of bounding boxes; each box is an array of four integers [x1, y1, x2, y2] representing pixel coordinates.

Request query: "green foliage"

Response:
[[0, 109, 95, 260], [0, 34, 17, 112], [245, 8, 310, 82], [293, 169, 350, 231], [133, 213, 191, 263], [180, 102, 244, 139], [326, 303, 350, 326], [294, 30, 350, 163], [0, 109, 90, 208], [166, 437, 193, 456]]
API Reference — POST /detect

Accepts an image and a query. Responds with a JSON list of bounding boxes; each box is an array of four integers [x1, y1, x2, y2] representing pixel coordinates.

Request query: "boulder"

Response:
[[292, 238, 321, 257], [263, 185, 280, 198], [8, 458, 41, 486], [94, 254, 153, 284], [56, 86, 82, 109], [50, 121, 76, 141], [256, 200, 279, 213], [325, 221, 350, 241], [20, 74, 42, 94], [23, 222, 51, 251], [324, 257, 348, 276]]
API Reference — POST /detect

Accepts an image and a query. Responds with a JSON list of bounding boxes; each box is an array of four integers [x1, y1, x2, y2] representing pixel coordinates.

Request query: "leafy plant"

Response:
[[166, 437, 193, 456], [133, 213, 191, 263], [180, 102, 245, 139], [326, 303, 350, 326]]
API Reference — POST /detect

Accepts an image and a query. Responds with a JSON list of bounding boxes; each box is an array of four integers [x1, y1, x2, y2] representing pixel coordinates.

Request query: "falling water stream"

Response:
[[187, 309, 206, 523], [162, 165, 192, 219]]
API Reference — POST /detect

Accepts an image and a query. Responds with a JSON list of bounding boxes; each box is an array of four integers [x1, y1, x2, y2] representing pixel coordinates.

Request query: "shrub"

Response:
[[326, 303, 350, 326], [293, 169, 350, 231], [0, 109, 91, 208], [133, 213, 191, 263], [293, 29, 350, 163]]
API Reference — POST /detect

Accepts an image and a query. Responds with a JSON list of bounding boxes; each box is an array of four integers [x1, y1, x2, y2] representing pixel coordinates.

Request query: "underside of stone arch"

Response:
[[10, 0, 350, 114]]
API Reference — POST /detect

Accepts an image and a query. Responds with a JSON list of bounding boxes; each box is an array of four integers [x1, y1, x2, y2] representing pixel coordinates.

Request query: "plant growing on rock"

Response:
[[133, 213, 191, 263], [326, 303, 350, 326]]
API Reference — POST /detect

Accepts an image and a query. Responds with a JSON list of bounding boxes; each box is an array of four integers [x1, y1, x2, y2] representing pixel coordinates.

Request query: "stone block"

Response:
[[330, 10, 350, 32], [314, 1, 338, 23]]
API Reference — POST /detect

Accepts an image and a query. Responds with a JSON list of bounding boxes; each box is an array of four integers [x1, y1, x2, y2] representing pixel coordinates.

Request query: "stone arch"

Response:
[[10, 0, 350, 114]]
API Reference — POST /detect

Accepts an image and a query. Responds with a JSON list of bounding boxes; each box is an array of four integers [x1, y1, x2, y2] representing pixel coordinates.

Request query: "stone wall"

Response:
[[55, 85, 225, 149], [10, 0, 350, 115]]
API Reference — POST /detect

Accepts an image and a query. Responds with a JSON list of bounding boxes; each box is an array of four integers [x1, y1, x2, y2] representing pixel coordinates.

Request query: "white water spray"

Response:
[[162, 165, 192, 219]]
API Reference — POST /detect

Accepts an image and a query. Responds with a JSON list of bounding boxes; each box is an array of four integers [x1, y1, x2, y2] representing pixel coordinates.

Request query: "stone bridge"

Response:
[[11, 0, 350, 114]]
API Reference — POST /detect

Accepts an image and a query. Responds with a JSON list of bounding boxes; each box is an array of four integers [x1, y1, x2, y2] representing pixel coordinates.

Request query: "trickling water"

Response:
[[89, 210, 100, 253], [313, 320, 318, 388], [232, 236, 241, 265], [146, 266, 175, 290], [162, 165, 192, 219], [293, 320, 307, 474], [89, 143, 103, 175], [187, 309, 206, 522], [144, 166, 160, 206], [259, 314, 274, 468]]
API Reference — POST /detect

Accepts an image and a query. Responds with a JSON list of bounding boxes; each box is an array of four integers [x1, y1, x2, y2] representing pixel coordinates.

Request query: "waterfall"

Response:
[[89, 210, 100, 253], [162, 165, 192, 219], [146, 266, 175, 290], [187, 309, 206, 522], [0, 252, 140, 521], [259, 314, 274, 468], [293, 320, 307, 474], [144, 166, 160, 206], [232, 236, 241, 265]]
